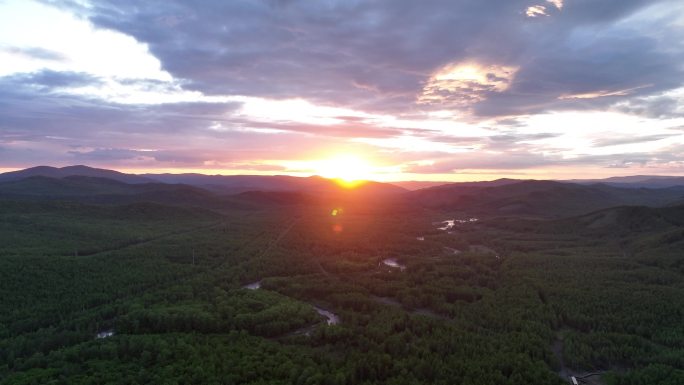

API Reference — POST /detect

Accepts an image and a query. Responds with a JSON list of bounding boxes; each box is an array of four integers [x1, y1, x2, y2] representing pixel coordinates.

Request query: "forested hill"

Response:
[[3, 166, 684, 220], [0, 165, 153, 184], [411, 180, 684, 218], [490, 203, 684, 236], [1, 167, 684, 384], [0, 166, 406, 198], [144, 173, 406, 195]]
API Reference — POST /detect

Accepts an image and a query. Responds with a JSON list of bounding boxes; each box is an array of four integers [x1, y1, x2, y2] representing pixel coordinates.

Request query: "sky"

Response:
[[1, 0, 684, 182]]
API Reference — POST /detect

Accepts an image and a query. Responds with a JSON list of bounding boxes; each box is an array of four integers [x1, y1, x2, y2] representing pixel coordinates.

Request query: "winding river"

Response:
[[381, 258, 406, 271], [243, 281, 261, 290], [314, 306, 340, 325], [242, 279, 340, 333], [436, 218, 479, 231]]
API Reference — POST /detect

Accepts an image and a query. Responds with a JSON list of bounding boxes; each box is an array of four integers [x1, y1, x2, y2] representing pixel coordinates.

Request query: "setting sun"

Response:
[[313, 155, 375, 183]]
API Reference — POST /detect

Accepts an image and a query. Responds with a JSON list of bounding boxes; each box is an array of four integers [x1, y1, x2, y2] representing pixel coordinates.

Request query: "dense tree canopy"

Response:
[[1, 197, 683, 384]]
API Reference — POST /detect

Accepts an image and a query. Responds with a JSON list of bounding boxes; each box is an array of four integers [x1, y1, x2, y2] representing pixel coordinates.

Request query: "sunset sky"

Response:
[[1, 0, 684, 181]]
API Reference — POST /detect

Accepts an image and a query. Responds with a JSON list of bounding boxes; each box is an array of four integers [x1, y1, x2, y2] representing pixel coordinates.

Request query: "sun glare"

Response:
[[314, 155, 375, 186]]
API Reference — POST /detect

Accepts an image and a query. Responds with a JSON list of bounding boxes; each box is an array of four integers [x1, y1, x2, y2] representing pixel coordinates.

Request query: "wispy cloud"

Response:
[[547, 0, 563, 10], [526, 5, 549, 18], [559, 85, 652, 100]]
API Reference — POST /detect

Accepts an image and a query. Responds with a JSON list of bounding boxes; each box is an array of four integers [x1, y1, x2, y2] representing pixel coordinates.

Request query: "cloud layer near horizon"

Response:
[[1, 0, 684, 180]]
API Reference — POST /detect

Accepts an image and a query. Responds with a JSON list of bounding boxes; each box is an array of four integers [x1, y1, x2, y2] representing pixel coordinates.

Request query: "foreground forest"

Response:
[[1, 172, 683, 384]]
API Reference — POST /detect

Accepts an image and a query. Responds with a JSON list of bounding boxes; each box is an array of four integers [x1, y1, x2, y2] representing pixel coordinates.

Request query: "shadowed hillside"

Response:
[[1, 166, 683, 384], [412, 180, 684, 218]]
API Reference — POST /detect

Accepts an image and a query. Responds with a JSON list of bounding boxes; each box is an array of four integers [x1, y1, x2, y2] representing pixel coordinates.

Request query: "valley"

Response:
[[0, 167, 683, 384]]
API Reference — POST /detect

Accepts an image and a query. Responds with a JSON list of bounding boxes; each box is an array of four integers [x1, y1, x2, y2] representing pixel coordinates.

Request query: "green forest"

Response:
[[1, 193, 683, 384]]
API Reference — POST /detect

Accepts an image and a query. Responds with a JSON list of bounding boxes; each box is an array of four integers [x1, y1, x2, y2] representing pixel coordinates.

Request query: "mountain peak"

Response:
[[0, 165, 153, 184]]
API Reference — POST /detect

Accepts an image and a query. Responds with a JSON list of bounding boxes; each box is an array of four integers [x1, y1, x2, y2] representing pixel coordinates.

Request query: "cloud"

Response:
[[3, 70, 102, 89], [591, 133, 679, 147], [526, 6, 548, 18], [547, 0, 564, 10], [404, 151, 558, 173], [488, 132, 562, 145], [474, 21, 684, 117], [0, 71, 400, 170], [526, 0, 563, 18], [0, 0, 170, 80], [42, 0, 679, 120], [1, 46, 66, 61], [558, 85, 651, 100], [402, 146, 684, 175], [1, 0, 684, 179], [68, 147, 157, 161], [613, 87, 684, 118], [208, 162, 287, 172], [419, 62, 519, 108]]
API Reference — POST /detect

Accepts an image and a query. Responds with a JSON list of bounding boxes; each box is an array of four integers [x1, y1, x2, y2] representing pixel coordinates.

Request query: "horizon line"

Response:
[[1, 164, 684, 184]]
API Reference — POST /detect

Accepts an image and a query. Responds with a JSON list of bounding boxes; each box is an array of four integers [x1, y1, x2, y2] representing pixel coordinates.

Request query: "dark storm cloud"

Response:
[[49, 0, 684, 117]]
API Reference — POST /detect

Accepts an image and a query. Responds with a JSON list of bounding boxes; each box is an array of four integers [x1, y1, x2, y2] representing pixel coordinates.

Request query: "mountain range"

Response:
[[2, 166, 684, 218], [411, 179, 684, 218]]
